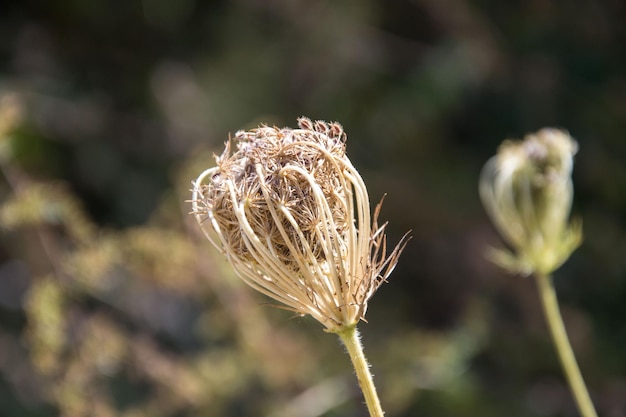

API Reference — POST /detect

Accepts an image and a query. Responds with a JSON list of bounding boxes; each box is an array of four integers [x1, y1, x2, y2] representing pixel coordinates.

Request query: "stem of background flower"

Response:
[[535, 273, 598, 417], [336, 325, 385, 417]]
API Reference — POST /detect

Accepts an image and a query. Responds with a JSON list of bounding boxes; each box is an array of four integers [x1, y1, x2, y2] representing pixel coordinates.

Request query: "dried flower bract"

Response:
[[192, 117, 408, 332]]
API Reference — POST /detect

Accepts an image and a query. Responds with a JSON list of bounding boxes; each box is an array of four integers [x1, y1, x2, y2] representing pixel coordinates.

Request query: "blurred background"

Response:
[[1, 1, 625, 416]]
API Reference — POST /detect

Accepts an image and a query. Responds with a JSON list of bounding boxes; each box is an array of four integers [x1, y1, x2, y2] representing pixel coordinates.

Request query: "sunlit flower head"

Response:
[[191, 117, 409, 332], [479, 128, 582, 275]]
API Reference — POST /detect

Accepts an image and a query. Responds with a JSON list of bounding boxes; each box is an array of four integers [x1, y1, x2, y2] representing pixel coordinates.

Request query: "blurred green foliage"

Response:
[[1, 1, 626, 416]]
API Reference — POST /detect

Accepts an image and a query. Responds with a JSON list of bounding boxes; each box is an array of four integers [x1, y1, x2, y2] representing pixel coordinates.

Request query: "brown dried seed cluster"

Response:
[[203, 118, 348, 270], [192, 117, 408, 331]]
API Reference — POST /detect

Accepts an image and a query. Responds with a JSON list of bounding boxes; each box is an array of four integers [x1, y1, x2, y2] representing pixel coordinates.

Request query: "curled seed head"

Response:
[[192, 117, 409, 332], [480, 128, 582, 275]]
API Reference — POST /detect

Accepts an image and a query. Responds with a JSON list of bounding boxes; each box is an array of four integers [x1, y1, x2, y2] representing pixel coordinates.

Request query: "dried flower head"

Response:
[[191, 117, 408, 332], [479, 128, 582, 275]]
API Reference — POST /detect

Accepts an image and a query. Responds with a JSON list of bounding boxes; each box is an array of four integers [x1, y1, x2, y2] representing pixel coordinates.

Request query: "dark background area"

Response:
[[1, 1, 625, 416]]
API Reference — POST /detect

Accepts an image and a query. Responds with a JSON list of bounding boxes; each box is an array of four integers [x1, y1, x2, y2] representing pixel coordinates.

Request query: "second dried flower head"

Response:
[[192, 117, 408, 332], [480, 128, 582, 275]]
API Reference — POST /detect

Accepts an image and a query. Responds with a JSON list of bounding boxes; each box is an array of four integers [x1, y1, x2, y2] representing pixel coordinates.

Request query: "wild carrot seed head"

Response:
[[192, 117, 408, 332], [480, 128, 581, 275]]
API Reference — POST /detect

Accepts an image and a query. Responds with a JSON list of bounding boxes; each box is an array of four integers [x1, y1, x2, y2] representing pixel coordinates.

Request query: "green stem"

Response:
[[535, 273, 597, 417], [335, 325, 385, 417]]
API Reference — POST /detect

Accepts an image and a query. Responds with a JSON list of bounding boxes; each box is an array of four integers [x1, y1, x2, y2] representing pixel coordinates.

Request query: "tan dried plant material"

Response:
[[192, 117, 409, 332]]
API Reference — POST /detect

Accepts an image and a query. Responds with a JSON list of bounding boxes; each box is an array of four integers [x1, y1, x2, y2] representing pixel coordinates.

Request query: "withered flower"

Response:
[[479, 128, 582, 275], [191, 117, 408, 332]]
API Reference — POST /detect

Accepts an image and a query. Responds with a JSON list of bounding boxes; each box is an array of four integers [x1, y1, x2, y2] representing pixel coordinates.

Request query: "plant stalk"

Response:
[[336, 325, 385, 417], [535, 273, 597, 417]]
